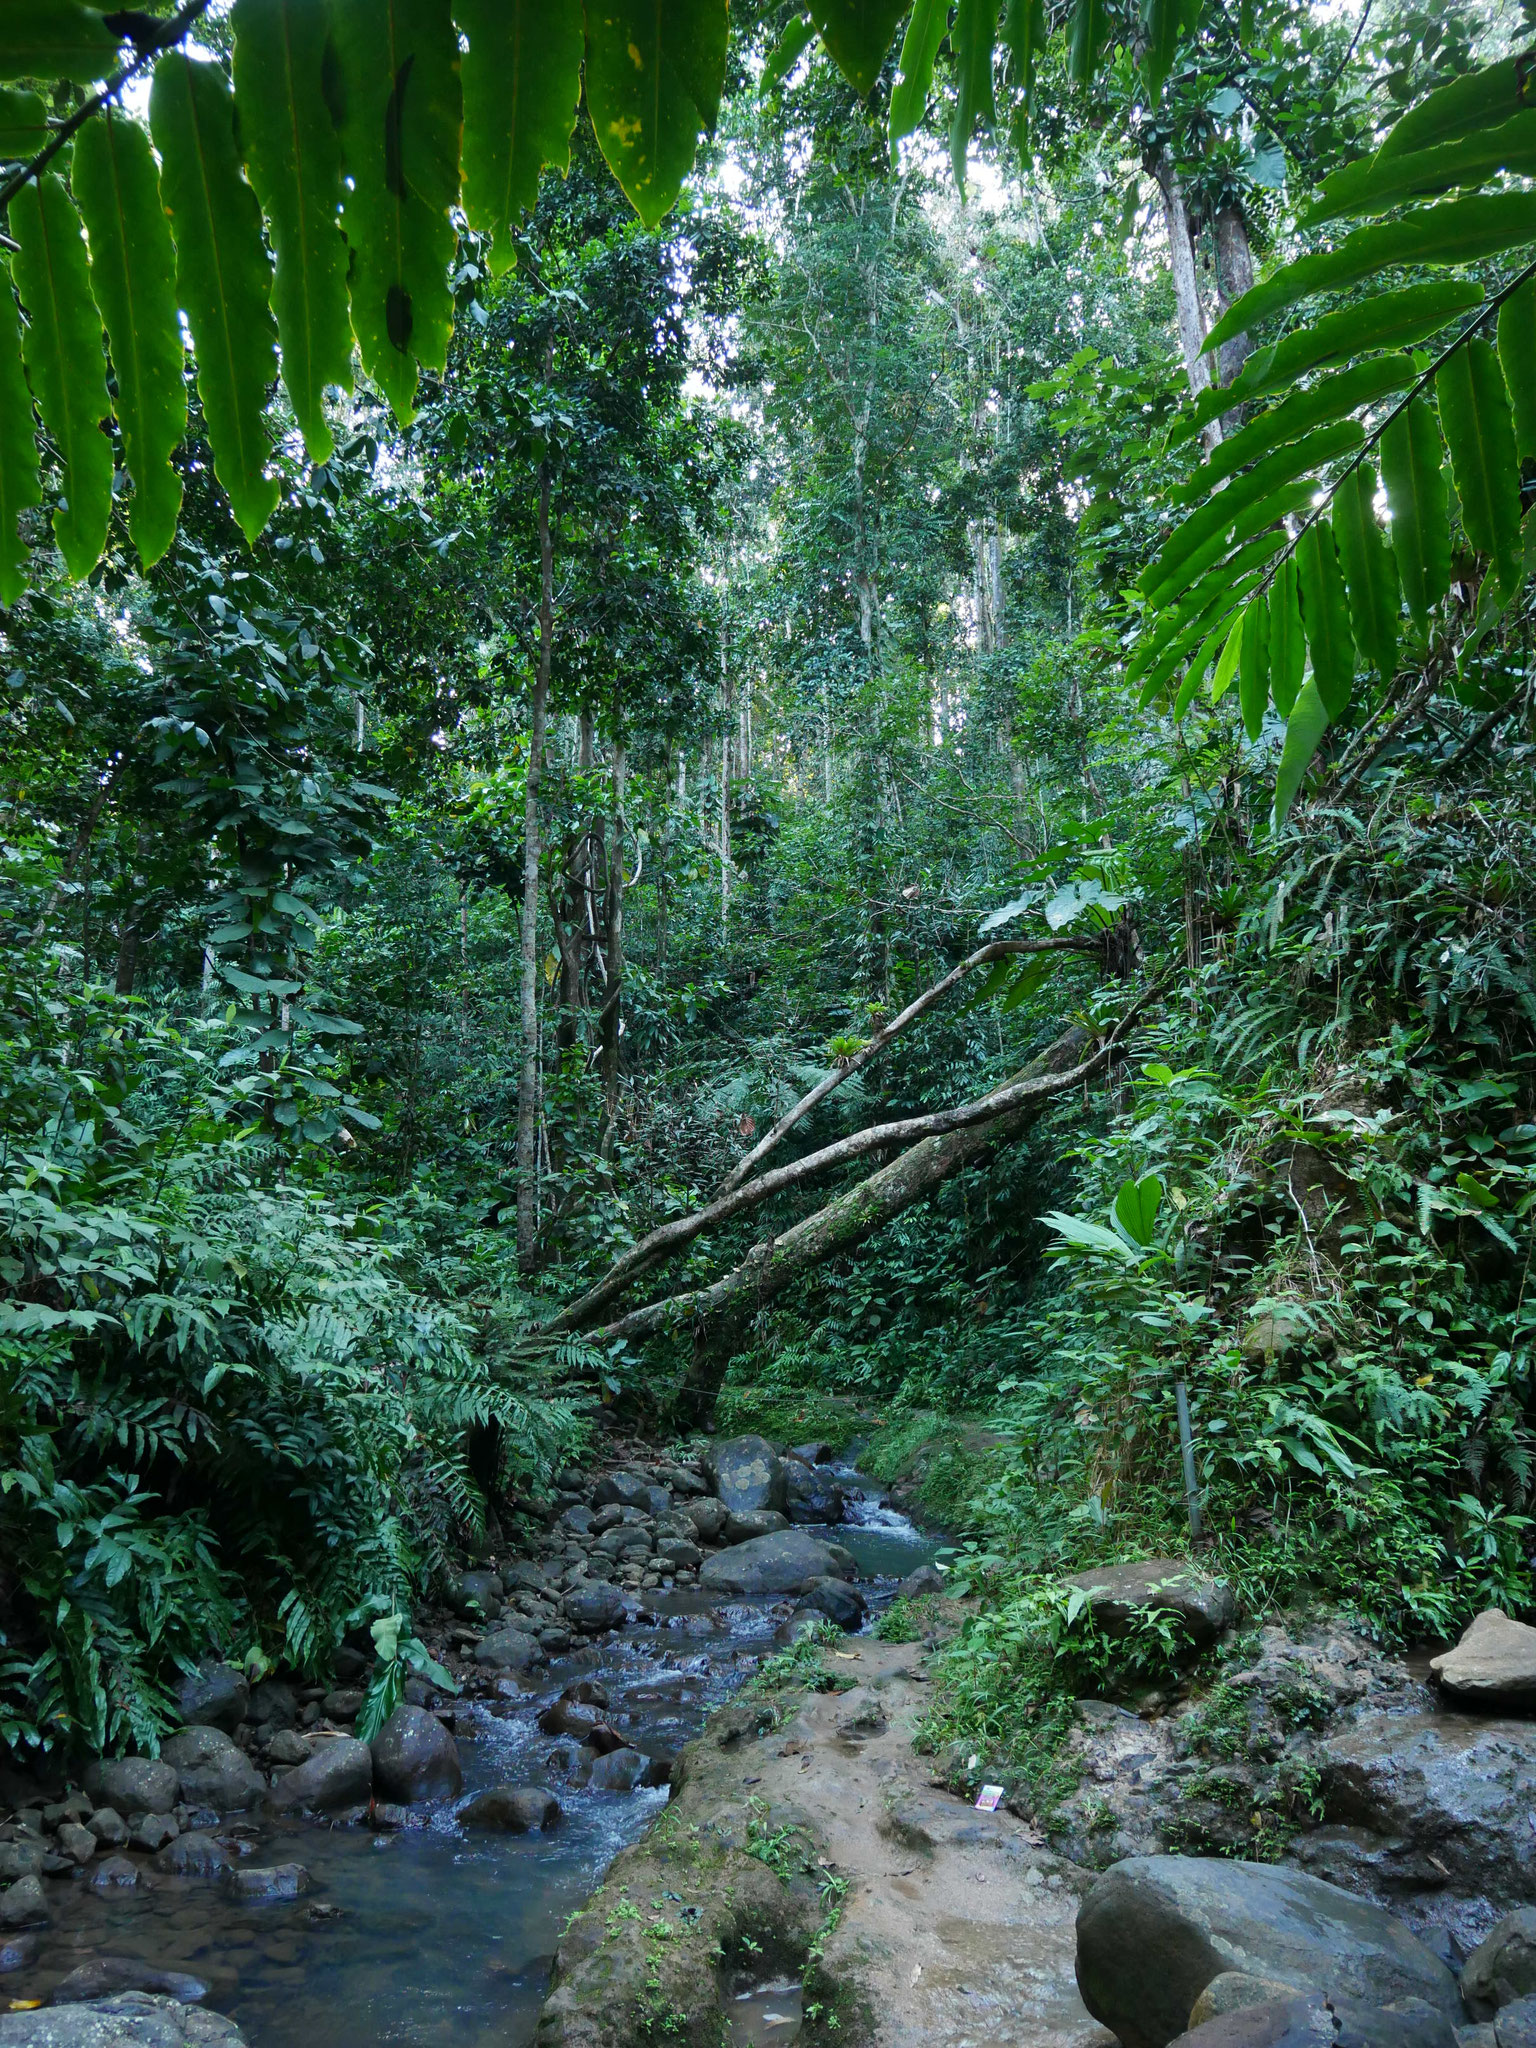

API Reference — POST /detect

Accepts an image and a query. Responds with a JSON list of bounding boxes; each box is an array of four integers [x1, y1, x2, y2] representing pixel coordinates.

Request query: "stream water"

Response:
[[18, 1464, 939, 2047]]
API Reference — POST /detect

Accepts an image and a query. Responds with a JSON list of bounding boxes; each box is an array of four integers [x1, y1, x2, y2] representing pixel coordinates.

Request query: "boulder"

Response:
[[0, 1878, 47, 1930], [85, 1811, 127, 1848], [0, 1992, 248, 2045], [153, 1833, 230, 1880], [459, 1786, 561, 1833], [49, 1960, 208, 2007], [370, 1705, 463, 1804], [539, 1684, 611, 1742], [785, 1461, 846, 1525], [793, 1577, 867, 1631], [456, 1570, 504, 1622], [897, 1564, 946, 1600], [700, 1530, 856, 1598], [160, 1727, 263, 1812], [266, 1731, 309, 1767], [788, 1441, 837, 1466], [1430, 1612, 1536, 1711], [562, 1585, 627, 1634], [174, 1662, 249, 1735], [321, 1689, 364, 1722], [56, 1824, 96, 1866], [473, 1627, 545, 1672], [0, 1845, 44, 1883], [1190, 1975, 1309, 2026], [269, 1735, 372, 1813], [0, 1934, 39, 1976], [1167, 1994, 1457, 2048], [1498, 2000, 1536, 2048], [588, 1749, 646, 1793], [655, 1464, 708, 1498], [222, 1864, 310, 1901], [683, 1498, 728, 1544], [83, 1758, 178, 1818], [129, 1815, 178, 1853], [249, 1680, 297, 1732], [1065, 1560, 1237, 1650], [1464, 1914, 1536, 2019], [592, 1470, 654, 1512], [1074, 1855, 1461, 2048], [88, 1858, 141, 1892], [724, 1510, 789, 1544], [656, 1537, 703, 1571], [703, 1435, 787, 1516], [559, 1505, 595, 1537], [594, 1526, 653, 1560], [503, 1561, 549, 1595], [1319, 1713, 1536, 1904]]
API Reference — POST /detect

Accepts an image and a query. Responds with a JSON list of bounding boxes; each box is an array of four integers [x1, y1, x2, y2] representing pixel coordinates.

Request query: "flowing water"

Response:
[[14, 1467, 939, 2047]]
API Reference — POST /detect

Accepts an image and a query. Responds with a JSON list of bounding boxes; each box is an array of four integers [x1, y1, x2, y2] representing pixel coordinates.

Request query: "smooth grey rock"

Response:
[[1498, 2002, 1536, 2048], [591, 1470, 654, 1512], [248, 1680, 296, 1731], [724, 1509, 789, 1544], [459, 1786, 561, 1832], [83, 1760, 178, 1819], [1431, 1612, 1536, 1711], [1074, 1855, 1460, 2048], [456, 1570, 504, 1622], [558, 1506, 595, 1537], [473, 1627, 545, 1672], [0, 1991, 247, 2045], [160, 1728, 263, 1813], [587, 1749, 645, 1793], [265, 1731, 309, 1767], [699, 1529, 856, 1598], [788, 1441, 837, 1466], [174, 1663, 248, 1735], [268, 1736, 371, 1813], [86, 1810, 128, 1848], [785, 1460, 846, 1525], [1167, 1993, 1457, 2048], [683, 1497, 728, 1544], [0, 1877, 47, 1929], [56, 1823, 96, 1866], [222, 1863, 309, 1901], [152, 1833, 229, 1880], [50, 1960, 208, 2007], [703, 1435, 786, 1516], [793, 1577, 867, 1631], [0, 1933, 39, 1974], [1465, 1912, 1536, 2018], [1189, 1975, 1314, 2026], [593, 1525, 653, 1560], [897, 1564, 946, 1601], [656, 1537, 702, 1570], [128, 1815, 177, 1854], [370, 1705, 463, 1803], [88, 1857, 141, 1892], [320, 1689, 363, 1723], [654, 1464, 707, 1498], [0, 1844, 44, 1883], [502, 1561, 548, 1595], [561, 1585, 626, 1634], [1065, 1559, 1237, 1649]]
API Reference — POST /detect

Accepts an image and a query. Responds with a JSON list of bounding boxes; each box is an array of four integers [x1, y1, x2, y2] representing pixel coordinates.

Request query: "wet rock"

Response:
[[265, 1732, 309, 1768], [562, 1585, 626, 1634], [897, 1564, 945, 1600], [558, 1506, 595, 1538], [0, 1992, 248, 2044], [269, 1735, 372, 1813], [683, 1498, 728, 1544], [788, 1441, 837, 1466], [459, 1786, 562, 1833], [1431, 1612, 1536, 1712], [223, 1863, 310, 1901], [160, 1728, 263, 1813], [249, 1680, 297, 1732], [656, 1537, 703, 1571], [1065, 1560, 1237, 1650], [83, 1760, 178, 1819], [87, 1858, 140, 1893], [592, 1470, 654, 1512], [473, 1627, 545, 1672], [56, 1824, 96, 1866], [704, 1435, 787, 1516], [1168, 1994, 1458, 2048], [503, 1562, 549, 1595], [700, 1530, 856, 1598], [129, 1815, 178, 1854], [1497, 2000, 1536, 2048], [1465, 1914, 1536, 2018], [587, 1749, 646, 1793], [0, 1933, 38, 1974], [538, 1627, 573, 1655], [0, 1877, 47, 1929], [456, 1570, 504, 1622], [1191, 1974, 1313, 2026], [174, 1662, 249, 1735], [724, 1509, 789, 1544], [0, 1844, 45, 1883], [784, 1461, 845, 1525], [793, 1577, 867, 1632], [49, 1959, 209, 2006], [152, 1833, 230, 1880], [370, 1704, 463, 1804], [1074, 1854, 1461, 2048], [321, 1689, 364, 1723], [539, 1684, 612, 1742], [594, 1526, 653, 1561]]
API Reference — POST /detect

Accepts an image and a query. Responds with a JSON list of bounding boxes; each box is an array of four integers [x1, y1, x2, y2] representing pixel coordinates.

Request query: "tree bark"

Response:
[[516, 463, 554, 1272], [1146, 146, 1214, 412], [1214, 205, 1256, 404], [599, 741, 626, 1159]]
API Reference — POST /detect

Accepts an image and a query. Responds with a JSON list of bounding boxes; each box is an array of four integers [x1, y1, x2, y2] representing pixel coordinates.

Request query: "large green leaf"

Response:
[[10, 173, 112, 580], [1206, 196, 1536, 356], [457, 0, 582, 272], [1497, 278, 1536, 463], [585, 0, 728, 229], [150, 51, 280, 544], [1141, 0, 1195, 95], [1227, 279, 1484, 409], [1272, 678, 1331, 828], [1267, 556, 1304, 717], [1377, 53, 1536, 161], [1309, 112, 1536, 225], [0, 85, 49, 155], [1296, 519, 1355, 720], [1000, 0, 1046, 122], [0, 0, 118, 82], [1068, 0, 1105, 88], [1113, 1173, 1162, 1247], [762, 13, 818, 96], [890, 0, 946, 142], [1238, 589, 1270, 741], [949, 0, 996, 190], [1438, 334, 1523, 595], [1332, 463, 1399, 684], [806, 0, 906, 96], [1136, 564, 1268, 707], [232, 0, 354, 457], [0, 258, 40, 605], [72, 109, 185, 569], [1209, 609, 1243, 705], [1143, 477, 1324, 618], [1380, 388, 1451, 629], [1175, 359, 1414, 485]]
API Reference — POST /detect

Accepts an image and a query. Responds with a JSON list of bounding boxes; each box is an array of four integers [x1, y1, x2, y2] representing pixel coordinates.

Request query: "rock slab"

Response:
[[269, 1736, 371, 1812], [1065, 1559, 1237, 1648], [699, 1529, 855, 1597], [1465, 1913, 1536, 2019], [0, 1994, 247, 2046], [1167, 1994, 1457, 2048], [1430, 1611, 1536, 1710]]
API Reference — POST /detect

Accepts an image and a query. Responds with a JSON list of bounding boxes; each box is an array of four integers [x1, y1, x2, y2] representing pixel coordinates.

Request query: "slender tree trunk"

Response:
[[599, 742, 626, 1158], [1146, 146, 1214, 416], [516, 465, 554, 1272]]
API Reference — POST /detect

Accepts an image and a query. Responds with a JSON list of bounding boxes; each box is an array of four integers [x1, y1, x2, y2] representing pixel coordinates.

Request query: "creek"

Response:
[[20, 1463, 938, 2048]]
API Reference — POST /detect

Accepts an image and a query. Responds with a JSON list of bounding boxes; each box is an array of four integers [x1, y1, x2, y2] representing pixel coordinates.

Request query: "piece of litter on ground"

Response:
[[910, 1963, 923, 1986], [974, 1784, 1005, 1812]]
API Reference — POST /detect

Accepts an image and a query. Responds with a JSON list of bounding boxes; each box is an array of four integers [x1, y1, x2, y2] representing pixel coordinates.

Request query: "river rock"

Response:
[[898, 1564, 945, 1600], [56, 1824, 96, 1866], [539, 1684, 611, 1742], [222, 1864, 310, 1901], [704, 1436, 786, 1516], [724, 1509, 788, 1544], [0, 1934, 39, 1974], [474, 1627, 545, 1672], [0, 1878, 47, 1929], [785, 1460, 846, 1524], [592, 1470, 654, 1512], [1430, 1612, 1536, 1711], [459, 1786, 561, 1832], [655, 1463, 707, 1497], [249, 1680, 297, 1731], [1463, 1914, 1536, 2018], [160, 1728, 263, 1813], [588, 1749, 646, 1793], [86, 1811, 127, 1848], [456, 1570, 504, 1621], [129, 1815, 178, 1853], [1065, 1560, 1237, 1650], [700, 1530, 856, 1597], [88, 1858, 140, 1892], [0, 1844, 44, 1883], [1074, 1855, 1461, 2048], [794, 1577, 867, 1631], [83, 1759, 178, 1818], [1190, 1974, 1310, 2025], [562, 1585, 626, 1634], [174, 1663, 248, 1735], [0, 1992, 248, 2045], [788, 1441, 837, 1465], [683, 1498, 728, 1544], [1317, 1713, 1536, 1903], [559, 1505, 595, 1537], [656, 1537, 702, 1571], [1167, 1994, 1458, 2048], [594, 1525, 653, 1560], [1497, 1999, 1536, 2048], [50, 1959, 209, 2006], [370, 1705, 463, 1803], [154, 1835, 228, 1881], [266, 1731, 309, 1767], [269, 1736, 372, 1813]]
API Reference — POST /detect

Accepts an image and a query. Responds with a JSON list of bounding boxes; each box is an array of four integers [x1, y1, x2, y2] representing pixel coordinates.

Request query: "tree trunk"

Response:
[[1214, 205, 1256, 405], [599, 742, 626, 1158], [1146, 146, 1213, 412], [516, 464, 554, 1273]]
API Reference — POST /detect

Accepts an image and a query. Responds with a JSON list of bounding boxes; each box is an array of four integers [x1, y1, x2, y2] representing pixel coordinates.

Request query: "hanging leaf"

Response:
[[9, 173, 112, 580], [1000, 0, 1046, 136], [889, 0, 945, 141], [1209, 609, 1243, 704], [232, 0, 353, 457], [1332, 463, 1400, 684], [1438, 334, 1523, 595], [0, 0, 118, 83], [1309, 113, 1536, 225], [1068, 0, 1105, 87], [1267, 556, 1305, 717], [1238, 593, 1269, 742], [0, 258, 39, 605], [1143, 476, 1323, 618], [1272, 678, 1331, 828], [762, 13, 818, 96], [805, 0, 906, 97], [1140, 0, 1195, 95], [1497, 277, 1536, 463], [1296, 519, 1356, 720], [1377, 54, 1536, 161], [1380, 388, 1451, 629], [0, 84, 48, 156], [1226, 279, 1484, 410], [72, 108, 185, 568], [150, 51, 280, 544], [584, 0, 728, 229], [1180, 360, 1414, 490], [949, 0, 996, 191], [457, 0, 582, 272]]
